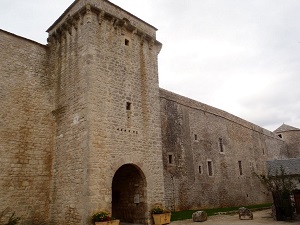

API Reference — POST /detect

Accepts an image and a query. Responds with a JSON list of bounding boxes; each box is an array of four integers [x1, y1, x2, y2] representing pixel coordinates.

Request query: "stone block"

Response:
[[238, 207, 253, 220], [192, 211, 207, 222]]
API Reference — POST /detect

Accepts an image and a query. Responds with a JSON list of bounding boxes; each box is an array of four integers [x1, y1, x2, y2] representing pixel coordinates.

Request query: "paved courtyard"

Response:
[[121, 209, 300, 225], [170, 209, 300, 225]]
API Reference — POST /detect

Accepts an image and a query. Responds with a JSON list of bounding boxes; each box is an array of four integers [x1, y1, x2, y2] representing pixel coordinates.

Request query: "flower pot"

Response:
[[109, 220, 120, 225], [152, 213, 171, 225], [95, 220, 120, 225]]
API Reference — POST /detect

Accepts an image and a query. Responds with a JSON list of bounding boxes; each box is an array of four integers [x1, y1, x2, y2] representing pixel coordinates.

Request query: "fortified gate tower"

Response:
[[47, 0, 164, 224]]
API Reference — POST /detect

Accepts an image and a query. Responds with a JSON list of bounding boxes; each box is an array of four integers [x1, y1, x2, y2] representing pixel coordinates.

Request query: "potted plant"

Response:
[[91, 211, 119, 225], [151, 205, 171, 225]]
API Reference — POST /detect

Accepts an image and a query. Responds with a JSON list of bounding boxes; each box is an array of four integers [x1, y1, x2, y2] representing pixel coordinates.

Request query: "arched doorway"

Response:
[[112, 164, 147, 224]]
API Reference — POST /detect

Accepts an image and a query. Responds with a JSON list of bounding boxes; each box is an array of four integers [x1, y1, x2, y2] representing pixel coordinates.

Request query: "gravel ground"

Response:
[[170, 209, 300, 225], [120, 209, 300, 225]]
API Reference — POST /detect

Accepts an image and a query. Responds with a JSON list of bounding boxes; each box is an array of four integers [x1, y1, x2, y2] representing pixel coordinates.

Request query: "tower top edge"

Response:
[[46, 0, 158, 34]]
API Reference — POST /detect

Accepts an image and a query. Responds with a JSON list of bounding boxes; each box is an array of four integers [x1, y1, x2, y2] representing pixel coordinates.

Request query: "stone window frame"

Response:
[[126, 101, 132, 111], [194, 134, 198, 142], [167, 153, 175, 165], [219, 137, 224, 153], [238, 160, 243, 175], [207, 160, 213, 177], [198, 164, 203, 174], [126, 101, 132, 119], [124, 36, 130, 47]]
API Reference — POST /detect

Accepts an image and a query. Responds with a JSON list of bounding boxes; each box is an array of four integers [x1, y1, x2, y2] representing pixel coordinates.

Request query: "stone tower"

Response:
[[47, 0, 164, 224], [274, 124, 300, 158]]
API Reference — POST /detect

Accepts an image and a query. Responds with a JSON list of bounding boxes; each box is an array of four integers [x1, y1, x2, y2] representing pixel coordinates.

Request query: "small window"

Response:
[[207, 161, 213, 176], [238, 161, 243, 175], [278, 134, 282, 138], [168, 154, 173, 164], [198, 165, 202, 174], [219, 138, 224, 152], [194, 134, 198, 141], [125, 39, 129, 46], [126, 102, 131, 110]]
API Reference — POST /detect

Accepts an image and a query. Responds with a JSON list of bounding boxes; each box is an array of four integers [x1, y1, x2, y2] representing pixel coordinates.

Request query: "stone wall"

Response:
[[85, 7, 165, 224], [278, 131, 300, 158], [0, 30, 55, 224], [159, 89, 288, 210], [46, 10, 91, 225]]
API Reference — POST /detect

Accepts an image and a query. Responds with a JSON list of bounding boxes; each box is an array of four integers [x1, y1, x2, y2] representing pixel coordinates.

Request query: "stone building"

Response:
[[0, 0, 299, 224], [159, 89, 289, 211], [274, 124, 300, 158]]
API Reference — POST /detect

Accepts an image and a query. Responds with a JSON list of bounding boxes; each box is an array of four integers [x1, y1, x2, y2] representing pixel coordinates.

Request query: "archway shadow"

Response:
[[112, 164, 147, 224]]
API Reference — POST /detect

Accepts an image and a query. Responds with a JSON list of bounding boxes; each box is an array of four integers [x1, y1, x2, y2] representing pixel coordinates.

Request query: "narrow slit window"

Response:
[[194, 134, 198, 141], [198, 166, 202, 174], [168, 154, 173, 164], [126, 102, 131, 110], [207, 161, 213, 176], [219, 138, 224, 152], [238, 161, 243, 175], [125, 39, 129, 46]]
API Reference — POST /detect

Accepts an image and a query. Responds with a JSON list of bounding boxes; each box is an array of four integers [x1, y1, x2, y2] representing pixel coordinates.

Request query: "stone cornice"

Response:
[[46, 0, 158, 33], [47, 4, 162, 49]]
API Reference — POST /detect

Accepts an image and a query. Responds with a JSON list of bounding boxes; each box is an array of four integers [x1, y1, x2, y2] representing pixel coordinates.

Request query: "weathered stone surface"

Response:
[[192, 211, 208, 222], [0, 0, 299, 224], [0, 29, 54, 224], [160, 89, 289, 210], [239, 207, 253, 220]]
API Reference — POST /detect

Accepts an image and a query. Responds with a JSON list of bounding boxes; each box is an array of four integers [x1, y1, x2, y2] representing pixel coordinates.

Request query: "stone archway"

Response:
[[112, 164, 147, 224]]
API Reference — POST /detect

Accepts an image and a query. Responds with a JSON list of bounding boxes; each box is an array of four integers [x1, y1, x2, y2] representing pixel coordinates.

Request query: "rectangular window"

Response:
[[207, 161, 213, 176], [219, 138, 224, 152], [194, 134, 198, 141], [198, 165, 202, 174], [126, 102, 131, 110], [168, 154, 173, 164], [238, 161, 243, 175]]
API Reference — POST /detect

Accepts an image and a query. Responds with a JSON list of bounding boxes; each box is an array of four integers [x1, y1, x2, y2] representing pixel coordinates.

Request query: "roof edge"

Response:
[[46, 0, 158, 32], [0, 29, 46, 47]]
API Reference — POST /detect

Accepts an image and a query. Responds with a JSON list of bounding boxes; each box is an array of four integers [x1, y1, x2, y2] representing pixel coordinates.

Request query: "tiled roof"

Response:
[[273, 124, 300, 133], [267, 158, 300, 176]]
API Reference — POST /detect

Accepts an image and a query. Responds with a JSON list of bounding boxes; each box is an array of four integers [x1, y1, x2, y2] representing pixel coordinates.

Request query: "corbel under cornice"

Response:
[[47, 4, 162, 49]]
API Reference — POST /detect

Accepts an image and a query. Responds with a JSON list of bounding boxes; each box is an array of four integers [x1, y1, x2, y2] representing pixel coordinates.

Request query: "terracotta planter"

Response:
[[95, 220, 120, 225], [152, 213, 171, 225]]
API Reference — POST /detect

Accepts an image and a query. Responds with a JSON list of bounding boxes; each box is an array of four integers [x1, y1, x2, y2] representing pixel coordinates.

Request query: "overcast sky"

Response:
[[1, 0, 300, 131]]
